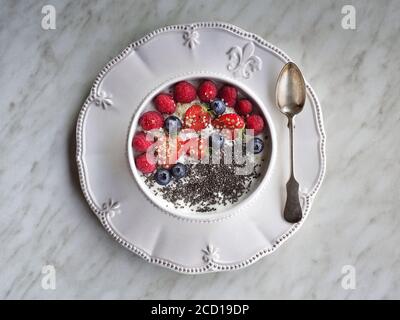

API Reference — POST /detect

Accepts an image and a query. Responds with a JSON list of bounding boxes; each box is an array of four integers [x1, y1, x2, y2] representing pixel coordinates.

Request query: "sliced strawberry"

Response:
[[156, 135, 184, 166], [184, 105, 211, 131], [185, 137, 208, 160], [212, 113, 245, 130]]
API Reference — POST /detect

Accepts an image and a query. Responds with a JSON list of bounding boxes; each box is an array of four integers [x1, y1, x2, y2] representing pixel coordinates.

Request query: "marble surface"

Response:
[[0, 0, 399, 299]]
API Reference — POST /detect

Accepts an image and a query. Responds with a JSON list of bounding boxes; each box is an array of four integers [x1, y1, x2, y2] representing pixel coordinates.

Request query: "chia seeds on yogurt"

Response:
[[144, 157, 264, 213]]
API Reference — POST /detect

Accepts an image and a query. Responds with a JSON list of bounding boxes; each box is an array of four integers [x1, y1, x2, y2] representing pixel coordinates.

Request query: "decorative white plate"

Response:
[[76, 22, 326, 274]]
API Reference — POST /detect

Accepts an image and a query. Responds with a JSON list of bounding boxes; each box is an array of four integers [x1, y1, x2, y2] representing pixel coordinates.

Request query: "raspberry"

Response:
[[139, 111, 164, 131], [174, 81, 196, 103], [235, 99, 253, 115], [154, 93, 176, 114], [246, 114, 265, 135], [135, 153, 156, 174], [218, 85, 237, 107], [197, 80, 217, 102], [132, 131, 153, 152]]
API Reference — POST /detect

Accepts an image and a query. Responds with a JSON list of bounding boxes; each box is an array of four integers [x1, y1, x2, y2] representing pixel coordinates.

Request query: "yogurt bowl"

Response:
[[127, 74, 276, 221]]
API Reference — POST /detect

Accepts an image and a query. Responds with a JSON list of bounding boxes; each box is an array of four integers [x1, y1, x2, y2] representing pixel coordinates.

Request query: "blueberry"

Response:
[[209, 133, 225, 149], [171, 163, 187, 179], [164, 116, 182, 134], [247, 137, 264, 154], [211, 99, 226, 115], [154, 168, 171, 185]]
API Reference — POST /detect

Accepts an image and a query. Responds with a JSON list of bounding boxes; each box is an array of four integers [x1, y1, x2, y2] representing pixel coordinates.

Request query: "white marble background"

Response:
[[0, 0, 399, 299]]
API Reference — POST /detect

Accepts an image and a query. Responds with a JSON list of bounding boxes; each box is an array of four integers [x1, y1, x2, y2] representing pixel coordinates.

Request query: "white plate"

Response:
[[76, 22, 326, 274]]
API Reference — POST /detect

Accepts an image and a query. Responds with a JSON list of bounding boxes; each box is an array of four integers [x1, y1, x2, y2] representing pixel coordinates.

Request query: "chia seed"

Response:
[[144, 158, 263, 213]]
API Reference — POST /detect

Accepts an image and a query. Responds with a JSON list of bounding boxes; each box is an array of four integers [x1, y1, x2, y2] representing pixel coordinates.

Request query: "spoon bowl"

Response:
[[276, 62, 306, 118]]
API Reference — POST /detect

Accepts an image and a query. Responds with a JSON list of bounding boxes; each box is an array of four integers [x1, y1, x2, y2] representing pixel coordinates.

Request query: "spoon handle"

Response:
[[284, 117, 302, 223]]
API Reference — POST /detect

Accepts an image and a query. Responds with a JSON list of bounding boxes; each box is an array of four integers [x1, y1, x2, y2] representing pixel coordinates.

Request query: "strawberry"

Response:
[[212, 113, 245, 130], [197, 80, 217, 102], [174, 81, 197, 103], [212, 114, 245, 140], [184, 105, 211, 131], [156, 134, 184, 167], [154, 93, 176, 114], [185, 137, 207, 160]]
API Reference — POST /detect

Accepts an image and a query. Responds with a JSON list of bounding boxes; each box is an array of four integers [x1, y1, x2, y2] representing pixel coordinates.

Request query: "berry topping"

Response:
[[210, 99, 226, 116], [135, 153, 156, 174], [212, 113, 245, 130], [154, 168, 171, 185], [184, 104, 211, 131], [174, 81, 197, 103], [156, 135, 183, 167], [139, 111, 164, 131], [235, 99, 253, 115], [246, 114, 265, 135], [154, 93, 176, 114], [197, 80, 217, 102], [185, 137, 207, 160], [247, 137, 264, 154], [218, 85, 237, 107], [171, 163, 187, 179], [209, 133, 225, 150], [132, 131, 153, 152], [164, 115, 182, 134]]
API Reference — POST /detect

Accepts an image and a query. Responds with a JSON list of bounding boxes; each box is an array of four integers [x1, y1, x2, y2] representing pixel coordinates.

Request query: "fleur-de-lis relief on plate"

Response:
[[94, 91, 113, 110], [226, 42, 262, 79], [183, 26, 200, 49], [202, 244, 219, 263], [102, 199, 120, 218]]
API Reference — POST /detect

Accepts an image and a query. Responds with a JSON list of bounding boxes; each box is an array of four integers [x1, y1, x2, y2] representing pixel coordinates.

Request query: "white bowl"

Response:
[[127, 74, 276, 221]]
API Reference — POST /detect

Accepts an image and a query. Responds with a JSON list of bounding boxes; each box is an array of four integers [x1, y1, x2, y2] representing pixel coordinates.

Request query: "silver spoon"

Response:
[[275, 62, 306, 223]]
